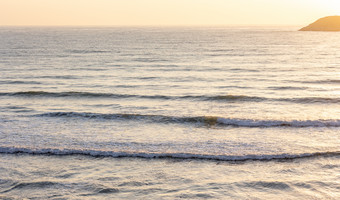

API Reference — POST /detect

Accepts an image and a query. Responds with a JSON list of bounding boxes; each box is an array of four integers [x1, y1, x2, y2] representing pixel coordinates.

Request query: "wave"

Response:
[[36, 112, 340, 128], [268, 86, 308, 90], [0, 91, 264, 102], [68, 49, 111, 54], [216, 118, 340, 127], [0, 147, 338, 162], [0, 80, 42, 85], [2, 91, 339, 104], [203, 95, 265, 102], [36, 75, 80, 79], [0, 91, 144, 98], [285, 97, 340, 104], [37, 112, 220, 126], [301, 79, 340, 84]]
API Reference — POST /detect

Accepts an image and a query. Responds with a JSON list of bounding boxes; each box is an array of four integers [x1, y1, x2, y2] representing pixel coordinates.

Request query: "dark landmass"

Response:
[[299, 16, 340, 31]]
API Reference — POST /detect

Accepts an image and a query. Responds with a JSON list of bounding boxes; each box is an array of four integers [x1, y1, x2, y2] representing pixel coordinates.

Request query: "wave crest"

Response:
[[0, 91, 262, 102], [0, 147, 338, 162], [2, 91, 340, 104], [35, 112, 340, 128]]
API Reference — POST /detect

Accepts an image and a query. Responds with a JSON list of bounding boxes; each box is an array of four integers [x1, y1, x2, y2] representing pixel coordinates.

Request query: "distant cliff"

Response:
[[300, 16, 340, 31]]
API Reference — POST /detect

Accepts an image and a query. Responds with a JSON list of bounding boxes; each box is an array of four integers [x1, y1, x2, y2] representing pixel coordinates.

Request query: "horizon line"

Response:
[[0, 24, 304, 27]]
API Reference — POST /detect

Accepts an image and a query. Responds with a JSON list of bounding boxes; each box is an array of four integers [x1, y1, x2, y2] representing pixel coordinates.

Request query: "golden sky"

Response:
[[1, 0, 340, 26]]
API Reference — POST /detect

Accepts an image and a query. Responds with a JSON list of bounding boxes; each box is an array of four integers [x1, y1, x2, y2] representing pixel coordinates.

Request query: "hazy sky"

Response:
[[1, 0, 340, 26]]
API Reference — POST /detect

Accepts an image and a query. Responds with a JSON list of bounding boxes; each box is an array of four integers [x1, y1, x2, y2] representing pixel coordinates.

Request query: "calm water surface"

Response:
[[0, 27, 339, 199]]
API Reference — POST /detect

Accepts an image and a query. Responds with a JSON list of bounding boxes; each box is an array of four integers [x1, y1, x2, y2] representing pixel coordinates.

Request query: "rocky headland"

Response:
[[300, 16, 340, 31]]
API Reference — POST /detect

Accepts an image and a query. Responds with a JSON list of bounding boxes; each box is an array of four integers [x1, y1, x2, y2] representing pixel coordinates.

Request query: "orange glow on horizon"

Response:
[[0, 0, 339, 26]]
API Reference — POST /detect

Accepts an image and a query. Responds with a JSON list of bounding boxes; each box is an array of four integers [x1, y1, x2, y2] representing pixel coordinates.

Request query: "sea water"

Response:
[[0, 27, 339, 199]]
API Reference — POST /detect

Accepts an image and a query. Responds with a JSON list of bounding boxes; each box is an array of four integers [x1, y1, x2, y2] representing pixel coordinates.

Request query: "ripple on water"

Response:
[[236, 181, 292, 190], [5, 181, 58, 192]]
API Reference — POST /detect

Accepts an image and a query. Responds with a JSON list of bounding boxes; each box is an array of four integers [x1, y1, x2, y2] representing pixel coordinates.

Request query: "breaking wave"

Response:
[[1, 91, 340, 104], [0, 91, 263, 102], [0, 147, 338, 162], [36, 112, 340, 128]]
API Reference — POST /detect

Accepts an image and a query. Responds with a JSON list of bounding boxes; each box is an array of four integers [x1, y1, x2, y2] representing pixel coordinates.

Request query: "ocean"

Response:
[[0, 27, 339, 199]]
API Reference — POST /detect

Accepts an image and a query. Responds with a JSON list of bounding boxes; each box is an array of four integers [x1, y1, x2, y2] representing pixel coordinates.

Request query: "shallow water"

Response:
[[1, 154, 339, 199], [0, 26, 339, 199]]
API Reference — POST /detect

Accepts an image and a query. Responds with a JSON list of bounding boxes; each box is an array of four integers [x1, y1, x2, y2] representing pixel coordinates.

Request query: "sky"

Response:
[[1, 0, 340, 26]]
